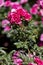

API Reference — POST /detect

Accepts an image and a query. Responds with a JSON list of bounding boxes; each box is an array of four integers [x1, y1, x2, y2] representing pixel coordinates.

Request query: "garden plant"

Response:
[[0, 0, 43, 65]]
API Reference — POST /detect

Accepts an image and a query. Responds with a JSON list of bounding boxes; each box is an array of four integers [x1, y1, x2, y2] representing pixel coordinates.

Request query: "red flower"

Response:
[[34, 57, 43, 65], [17, 8, 32, 21], [8, 8, 32, 25]]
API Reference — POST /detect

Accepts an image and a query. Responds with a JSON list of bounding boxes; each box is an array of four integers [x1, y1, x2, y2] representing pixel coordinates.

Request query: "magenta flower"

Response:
[[13, 51, 19, 57], [4, 1, 11, 7], [34, 57, 43, 65], [13, 58, 23, 65], [4, 26, 11, 32], [40, 9, 43, 16], [38, 0, 43, 8], [30, 4, 39, 15], [20, 0, 28, 4], [24, 13, 32, 21], [17, 8, 27, 17], [0, 0, 4, 7], [40, 34, 43, 41], [10, 12, 22, 25], [8, 8, 32, 25], [12, 51, 23, 65], [33, 4, 39, 9], [17, 8, 32, 21], [30, 7, 38, 15], [28, 57, 43, 65], [38, 33, 43, 47], [11, 2, 22, 9], [2, 19, 10, 28]]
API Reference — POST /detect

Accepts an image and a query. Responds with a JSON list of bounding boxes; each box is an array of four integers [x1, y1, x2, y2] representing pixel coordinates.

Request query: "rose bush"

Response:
[[0, 0, 43, 65]]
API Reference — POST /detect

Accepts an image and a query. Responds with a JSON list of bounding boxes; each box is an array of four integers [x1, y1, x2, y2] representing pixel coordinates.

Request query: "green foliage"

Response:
[[33, 44, 43, 59], [0, 47, 15, 65], [2, 20, 40, 50]]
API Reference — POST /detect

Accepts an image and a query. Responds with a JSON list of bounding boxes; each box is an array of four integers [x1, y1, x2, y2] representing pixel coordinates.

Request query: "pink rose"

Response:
[[0, 0, 4, 7], [13, 58, 22, 65], [30, 7, 38, 15], [2, 19, 10, 28], [8, 8, 32, 25], [4, 1, 11, 7], [40, 34, 43, 41], [30, 4, 39, 15], [17, 8, 32, 21], [38, 34, 43, 47], [12, 51, 23, 65], [13, 51, 19, 57], [33, 4, 39, 9], [11, 2, 22, 9], [4, 26, 11, 32], [24, 12, 32, 21], [17, 8, 27, 16], [38, 0, 43, 8], [34, 57, 43, 65], [40, 9, 43, 16], [10, 12, 22, 25], [8, 9, 22, 25]]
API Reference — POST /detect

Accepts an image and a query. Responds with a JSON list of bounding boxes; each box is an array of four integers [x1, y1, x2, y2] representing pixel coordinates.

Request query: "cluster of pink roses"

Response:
[[29, 0, 43, 47], [1, 0, 32, 32], [30, 0, 43, 24], [1, 0, 43, 46], [8, 8, 32, 25], [0, 0, 28, 8], [6, 0, 32, 25]]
